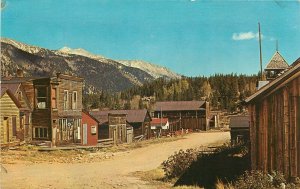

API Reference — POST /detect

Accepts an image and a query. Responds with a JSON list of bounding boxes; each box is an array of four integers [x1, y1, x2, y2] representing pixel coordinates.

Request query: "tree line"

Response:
[[83, 73, 258, 112]]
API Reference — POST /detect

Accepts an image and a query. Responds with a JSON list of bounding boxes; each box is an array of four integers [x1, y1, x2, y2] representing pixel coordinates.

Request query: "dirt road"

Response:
[[1, 132, 230, 189]]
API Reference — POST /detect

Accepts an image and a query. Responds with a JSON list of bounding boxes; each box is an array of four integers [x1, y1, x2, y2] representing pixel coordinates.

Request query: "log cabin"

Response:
[[153, 101, 210, 131], [246, 57, 300, 181]]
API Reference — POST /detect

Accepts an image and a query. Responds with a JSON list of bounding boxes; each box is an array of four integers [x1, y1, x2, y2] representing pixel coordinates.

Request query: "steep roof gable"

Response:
[[246, 57, 300, 103], [265, 51, 289, 70], [0, 88, 22, 108]]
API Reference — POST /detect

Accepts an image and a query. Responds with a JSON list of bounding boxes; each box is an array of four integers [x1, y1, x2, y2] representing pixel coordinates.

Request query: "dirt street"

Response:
[[1, 132, 230, 189]]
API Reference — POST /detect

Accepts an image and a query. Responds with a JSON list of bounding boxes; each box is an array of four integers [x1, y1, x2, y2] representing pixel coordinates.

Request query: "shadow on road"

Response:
[[174, 144, 250, 189]]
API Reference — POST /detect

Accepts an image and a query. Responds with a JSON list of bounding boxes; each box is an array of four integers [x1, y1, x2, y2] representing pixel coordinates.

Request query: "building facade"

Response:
[[81, 111, 98, 146], [32, 73, 83, 146], [153, 101, 210, 131], [246, 58, 300, 180]]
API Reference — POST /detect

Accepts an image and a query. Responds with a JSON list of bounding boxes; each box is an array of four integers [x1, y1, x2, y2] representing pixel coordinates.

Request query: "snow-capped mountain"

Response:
[[1, 38, 181, 92], [117, 60, 181, 79]]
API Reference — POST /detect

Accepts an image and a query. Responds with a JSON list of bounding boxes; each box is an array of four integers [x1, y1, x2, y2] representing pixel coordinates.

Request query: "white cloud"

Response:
[[232, 31, 264, 41], [232, 32, 256, 40]]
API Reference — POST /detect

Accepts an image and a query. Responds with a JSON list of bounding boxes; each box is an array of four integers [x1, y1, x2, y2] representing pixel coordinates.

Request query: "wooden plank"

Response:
[[283, 87, 290, 177]]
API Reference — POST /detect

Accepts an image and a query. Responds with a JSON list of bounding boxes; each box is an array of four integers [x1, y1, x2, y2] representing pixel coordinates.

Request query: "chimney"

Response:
[[16, 69, 24, 77]]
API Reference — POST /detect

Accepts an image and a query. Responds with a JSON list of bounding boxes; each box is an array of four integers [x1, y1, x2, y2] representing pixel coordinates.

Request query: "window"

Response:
[[72, 91, 77, 110], [17, 91, 22, 101], [34, 127, 48, 138], [51, 88, 57, 109], [36, 86, 48, 109], [63, 90, 68, 110], [91, 126, 97, 135], [12, 116, 17, 136]]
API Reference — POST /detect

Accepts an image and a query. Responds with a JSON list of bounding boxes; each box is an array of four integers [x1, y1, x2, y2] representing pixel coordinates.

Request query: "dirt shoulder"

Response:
[[1, 132, 230, 189]]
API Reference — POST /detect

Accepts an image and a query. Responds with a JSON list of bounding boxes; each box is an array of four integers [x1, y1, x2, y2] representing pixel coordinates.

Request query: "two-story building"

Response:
[[31, 73, 83, 146]]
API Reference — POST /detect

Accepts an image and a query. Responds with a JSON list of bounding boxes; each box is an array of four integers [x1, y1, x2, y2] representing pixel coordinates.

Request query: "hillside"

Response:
[[1, 38, 180, 92]]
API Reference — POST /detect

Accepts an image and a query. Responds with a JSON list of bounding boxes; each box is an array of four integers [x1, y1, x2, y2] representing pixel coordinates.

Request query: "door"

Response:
[[3, 117, 9, 143], [83, 123, 87, 145]]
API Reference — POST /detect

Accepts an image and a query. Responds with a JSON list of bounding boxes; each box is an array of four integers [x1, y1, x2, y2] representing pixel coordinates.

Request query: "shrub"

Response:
[[162, 148, 200, 179], [232, 170, 298, 189]]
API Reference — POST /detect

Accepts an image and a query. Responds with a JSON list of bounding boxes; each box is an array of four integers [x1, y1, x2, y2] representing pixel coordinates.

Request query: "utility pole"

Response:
[[258, 22, 263, 81]]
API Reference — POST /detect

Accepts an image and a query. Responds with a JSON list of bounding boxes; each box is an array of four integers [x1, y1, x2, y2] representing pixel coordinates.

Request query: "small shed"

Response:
[[81, 111, 99, 146], [90, 109, 152, 140], [229, 115, 250, 144]]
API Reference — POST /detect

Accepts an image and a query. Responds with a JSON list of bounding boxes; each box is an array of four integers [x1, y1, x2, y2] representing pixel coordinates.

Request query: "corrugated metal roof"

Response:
[[154, 101, 206, 111], [90, 109, 149, 124], [265, 51, 289, 70], [229, 116, 250, 128]]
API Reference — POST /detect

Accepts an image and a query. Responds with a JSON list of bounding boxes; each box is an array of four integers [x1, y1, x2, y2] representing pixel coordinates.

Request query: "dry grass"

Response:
[[215, 179, 234, 189], [1, 135, 185, 164], [103, 135, 185, 153], [132, 167, 204, 189]]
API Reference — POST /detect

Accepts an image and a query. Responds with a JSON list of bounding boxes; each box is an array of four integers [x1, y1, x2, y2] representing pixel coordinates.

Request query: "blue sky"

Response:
[[1, 0, 300, 76]]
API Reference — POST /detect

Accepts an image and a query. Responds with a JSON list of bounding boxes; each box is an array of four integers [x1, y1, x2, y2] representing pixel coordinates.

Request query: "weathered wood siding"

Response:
[[56, 78, 82, 118], [154, 110, 207, 131], [32, 78, 52, 140], [0, 93, 20, 144], [108, 114, 127, 144], [249, 76, 300, 179]]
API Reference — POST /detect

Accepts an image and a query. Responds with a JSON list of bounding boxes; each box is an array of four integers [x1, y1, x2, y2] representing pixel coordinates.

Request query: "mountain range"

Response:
[[1, 38, 180, 92]]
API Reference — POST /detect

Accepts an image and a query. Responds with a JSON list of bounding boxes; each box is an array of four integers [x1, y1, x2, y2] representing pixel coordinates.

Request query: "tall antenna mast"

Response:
[[258, 22, 263, 81], [276, 40, 278, 51]]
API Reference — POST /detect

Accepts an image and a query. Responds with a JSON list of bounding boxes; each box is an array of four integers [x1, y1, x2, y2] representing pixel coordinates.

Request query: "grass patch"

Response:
[[132, 167, 204, 189]]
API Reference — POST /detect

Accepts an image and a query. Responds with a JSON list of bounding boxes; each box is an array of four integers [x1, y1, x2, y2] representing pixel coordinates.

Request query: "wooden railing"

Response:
[[97, 138, 114, 146]]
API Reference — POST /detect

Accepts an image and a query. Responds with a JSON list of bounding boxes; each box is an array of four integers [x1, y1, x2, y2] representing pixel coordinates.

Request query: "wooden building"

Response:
[[229, 115, 250, 144], [81, 111, 98, 146], [31, 73, 83, 146], [153, 101, 210, 131], [108, 113, 127, 144], [246, 58, 300, 180], [1, 82, 33, 143], [90, 109, 151, 140], [150, 118, 169, 137]]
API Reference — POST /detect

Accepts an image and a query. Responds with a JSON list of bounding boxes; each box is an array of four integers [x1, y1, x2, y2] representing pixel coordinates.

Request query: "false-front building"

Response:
[[32, 73, 83, 146]]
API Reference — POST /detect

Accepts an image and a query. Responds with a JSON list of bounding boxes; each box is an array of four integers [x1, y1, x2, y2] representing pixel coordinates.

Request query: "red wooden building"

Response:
[[81, 111, 98, 146]]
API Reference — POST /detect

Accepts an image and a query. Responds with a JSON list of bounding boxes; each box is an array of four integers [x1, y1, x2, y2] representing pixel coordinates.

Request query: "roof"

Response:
[[89, 109, 150, 124], [0, 88, 22, 108], [0, 83, 20, 95], [154, 101, 206, 111], [265, 51, 289, 70], [82, 111, 100, 124], [151, 118, 169, 126], [246, 57, 300, 103], [229, 116, 250, 128]]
